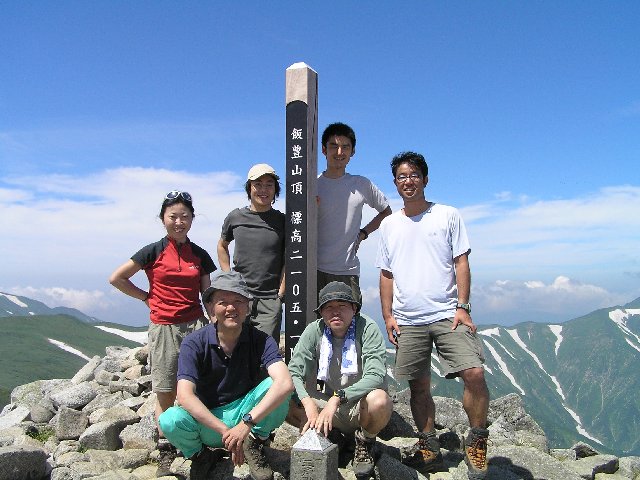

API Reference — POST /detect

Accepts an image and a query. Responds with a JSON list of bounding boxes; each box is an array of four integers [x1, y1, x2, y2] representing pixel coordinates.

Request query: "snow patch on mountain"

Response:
[[482, 339, 525, 395], [507, 329, 566, 401], [0, 293, 28, 308], [47, 338, 91, 361], [609, 309, 640, 349], [548, 325, 563, 355], [95, 326, 147, 344]]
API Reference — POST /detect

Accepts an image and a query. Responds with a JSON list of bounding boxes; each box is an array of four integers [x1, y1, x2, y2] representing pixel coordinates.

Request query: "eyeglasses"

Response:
[[165, 191, 193, 202], [395, 173, 422, 183]]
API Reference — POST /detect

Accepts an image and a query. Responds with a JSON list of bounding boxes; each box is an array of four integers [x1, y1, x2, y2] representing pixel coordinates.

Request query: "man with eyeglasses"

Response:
[[376, 152, 490, 479], [317, 122, 392, 305]]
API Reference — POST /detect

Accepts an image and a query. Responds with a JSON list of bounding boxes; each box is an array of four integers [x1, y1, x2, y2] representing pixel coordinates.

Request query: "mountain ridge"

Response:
[[1, 291, 638, 456]]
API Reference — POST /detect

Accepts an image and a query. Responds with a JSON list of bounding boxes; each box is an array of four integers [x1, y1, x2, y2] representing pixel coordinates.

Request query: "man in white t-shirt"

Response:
[[317, 122, 391, 304], [376, 151, 489, 479]]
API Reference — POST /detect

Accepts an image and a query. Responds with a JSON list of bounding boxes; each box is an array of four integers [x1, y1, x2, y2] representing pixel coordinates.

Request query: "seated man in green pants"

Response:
[[159, 271, 294, 480]]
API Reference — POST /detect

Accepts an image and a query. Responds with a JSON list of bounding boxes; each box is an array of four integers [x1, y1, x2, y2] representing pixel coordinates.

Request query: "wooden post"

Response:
[[284, 62, 318, 362]]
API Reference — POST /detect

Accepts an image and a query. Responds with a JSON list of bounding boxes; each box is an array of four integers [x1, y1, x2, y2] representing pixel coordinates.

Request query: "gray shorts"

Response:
[[309, 391, 361, 434], [148, 317, 206, 392], [317, 271, 362, 307], [395, 319, 485, 380], [248, 297, 283, 341]]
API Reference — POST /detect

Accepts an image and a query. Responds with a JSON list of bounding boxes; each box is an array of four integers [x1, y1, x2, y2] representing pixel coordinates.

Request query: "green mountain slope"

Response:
[[0, 314, 140, 408]]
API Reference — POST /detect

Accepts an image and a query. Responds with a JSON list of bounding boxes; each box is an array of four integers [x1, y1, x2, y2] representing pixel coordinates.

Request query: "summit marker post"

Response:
[[284, 62, 318, 362]]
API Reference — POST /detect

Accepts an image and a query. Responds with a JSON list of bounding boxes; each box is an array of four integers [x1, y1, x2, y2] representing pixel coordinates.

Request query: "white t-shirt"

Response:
[[376, 203, 470, 325], [317, 173, 389, 276]]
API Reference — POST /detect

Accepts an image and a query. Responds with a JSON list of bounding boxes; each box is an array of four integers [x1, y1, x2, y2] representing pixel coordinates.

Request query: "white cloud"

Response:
[[2, 167, 639, 326], [6, 286, 112, 312], [355, 186, 640, 325], [473, 276, 627, 324]]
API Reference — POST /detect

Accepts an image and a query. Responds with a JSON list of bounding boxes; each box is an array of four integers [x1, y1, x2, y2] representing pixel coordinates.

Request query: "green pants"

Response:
[[158, 377, 290, 458]]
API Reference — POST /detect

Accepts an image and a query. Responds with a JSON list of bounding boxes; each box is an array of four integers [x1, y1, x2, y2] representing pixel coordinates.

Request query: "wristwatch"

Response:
[[456, 302, 471, 314], [333, 389, 348, 405], [242, 413, 256, 427]]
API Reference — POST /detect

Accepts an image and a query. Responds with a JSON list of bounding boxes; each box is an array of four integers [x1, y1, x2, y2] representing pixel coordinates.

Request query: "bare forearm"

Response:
[[362, 206, 392, 236], [454, 254, 471, 303], [217, 239, 232, 271], [379, 271, 394, 321]]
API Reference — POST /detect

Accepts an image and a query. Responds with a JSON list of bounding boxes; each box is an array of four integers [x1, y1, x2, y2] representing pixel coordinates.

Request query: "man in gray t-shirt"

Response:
[[317, 122, 391, 304], [218, 164, 285, 340]]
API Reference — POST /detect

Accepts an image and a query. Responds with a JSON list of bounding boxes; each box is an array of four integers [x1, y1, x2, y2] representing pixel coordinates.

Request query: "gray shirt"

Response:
[[221, 207, 285, 297]]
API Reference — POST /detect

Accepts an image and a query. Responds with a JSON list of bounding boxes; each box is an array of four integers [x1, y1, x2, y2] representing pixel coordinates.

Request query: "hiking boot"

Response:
[[243, 433, 273, 480], [403, 431, 443, 472], [190, 446, 224, 480], [155, 441, 177, 477], [463, 427, 489, 479], [352, 429, 376, 477]]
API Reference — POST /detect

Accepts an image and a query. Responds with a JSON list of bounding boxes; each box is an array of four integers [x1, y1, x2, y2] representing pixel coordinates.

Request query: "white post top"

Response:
[[286, 62, 318, 105], [287, 62, 318, 73]]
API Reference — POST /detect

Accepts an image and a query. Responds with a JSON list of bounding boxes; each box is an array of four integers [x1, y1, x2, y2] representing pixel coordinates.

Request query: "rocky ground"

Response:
[[0, 344, 639, 480]]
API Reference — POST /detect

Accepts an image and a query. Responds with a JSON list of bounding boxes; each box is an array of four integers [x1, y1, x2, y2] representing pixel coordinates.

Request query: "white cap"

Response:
[[247, 163, 279, 181]]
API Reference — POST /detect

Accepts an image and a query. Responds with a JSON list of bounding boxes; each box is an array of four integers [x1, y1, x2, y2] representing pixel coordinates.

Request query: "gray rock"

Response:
[[55, 451, 87, 467], [567, 454, 619, 479], [134, 345, 149, 364], [53, 439, 81, 461], [109, 379, 142, 396], [82, 391, 125, 414], [0, 445, 48, 480], [50, 465, 81, 480], [30, 397, 56, 423], [122, 364, 144, 380], [95, 369, 119, 386], [89, 405, 139, 426], [136, 393, 157, 417], [9, 381, 47, 410], [489, 444, 583, 480], [119, 414, 158, 450], [79, 420, 129, 451], [375, 453, 428, 480], [50, 383, 97, 410], [618, 456, 640, 479], [119, 396, 146, 411], [106, 346, 132, 359], [67, 460, 106, 477], [488, 393, 545, 436], [55, 407, 88, 441], [86, 470, 139, 480], [96, 357, 124, 375], [594, 474, 630, 479], [137, 374, 153, 390], [0, 405, 30, 429], [290, 429, 339, 480], [572, 442, 601, 458], [71, 356, 102, 384], [551, 448, 578, 462], [85, 448, 149, 470]]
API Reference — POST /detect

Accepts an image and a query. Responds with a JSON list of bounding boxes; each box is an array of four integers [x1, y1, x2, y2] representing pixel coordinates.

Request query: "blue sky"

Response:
[[2, 2, 639, 326]]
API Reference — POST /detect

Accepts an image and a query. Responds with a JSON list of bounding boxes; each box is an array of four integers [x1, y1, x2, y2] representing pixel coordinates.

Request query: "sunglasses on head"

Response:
[[165, 191, 192, 202]]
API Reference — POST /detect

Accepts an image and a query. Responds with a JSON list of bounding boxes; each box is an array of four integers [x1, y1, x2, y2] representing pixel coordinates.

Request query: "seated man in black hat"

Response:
[[287, 281, 392, 477]]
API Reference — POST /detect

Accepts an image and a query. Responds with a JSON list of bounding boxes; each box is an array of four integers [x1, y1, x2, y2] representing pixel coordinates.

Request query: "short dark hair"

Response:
[[159, 197, 195, 220], [321, 122, 356, 149], [244, 176, 281, 203], [391, 151, 429, 178]]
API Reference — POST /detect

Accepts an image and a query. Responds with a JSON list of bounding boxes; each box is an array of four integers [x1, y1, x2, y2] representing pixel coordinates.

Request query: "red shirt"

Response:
[[132, 237, 216, 325]]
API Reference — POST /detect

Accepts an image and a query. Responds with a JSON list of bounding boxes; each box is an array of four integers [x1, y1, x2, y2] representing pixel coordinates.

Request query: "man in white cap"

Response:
[[218, 163, 285, 341], [159, 271, 293, 480]]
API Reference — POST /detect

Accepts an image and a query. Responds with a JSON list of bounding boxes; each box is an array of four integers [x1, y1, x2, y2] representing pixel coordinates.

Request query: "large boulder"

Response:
[[0, 445, 48, 480]]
